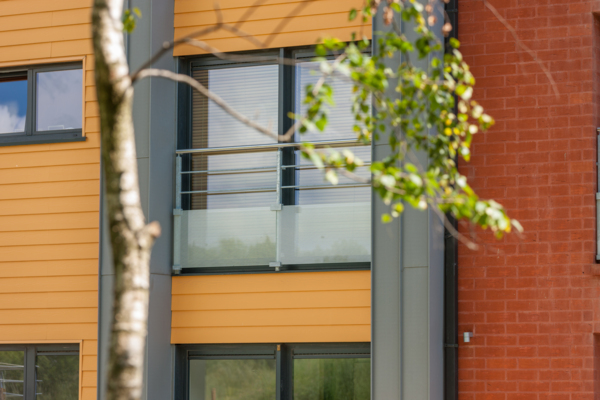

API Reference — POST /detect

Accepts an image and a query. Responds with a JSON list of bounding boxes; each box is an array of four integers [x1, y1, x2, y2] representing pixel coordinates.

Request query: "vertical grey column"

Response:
[[371, 3, 445, 400], [98, 1, 176, 400]]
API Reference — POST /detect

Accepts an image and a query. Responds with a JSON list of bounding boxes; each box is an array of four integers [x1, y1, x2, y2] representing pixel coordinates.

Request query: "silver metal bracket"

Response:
[[269, 261, 282, 272], [173, 208, 183, 216], [270, 204, 282, 211]]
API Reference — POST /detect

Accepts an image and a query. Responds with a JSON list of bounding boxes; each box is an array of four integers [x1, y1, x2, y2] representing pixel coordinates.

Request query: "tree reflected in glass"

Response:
[[189, 359, 276, 400], [0, 351, 25, 399], [294, 358, 370, 400], [35, 353, 79, 400]]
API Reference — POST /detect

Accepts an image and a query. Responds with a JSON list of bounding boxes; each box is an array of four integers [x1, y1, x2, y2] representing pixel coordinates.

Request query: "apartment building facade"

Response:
[[0, 0, 446, 400], [3, 0, 598, 400]]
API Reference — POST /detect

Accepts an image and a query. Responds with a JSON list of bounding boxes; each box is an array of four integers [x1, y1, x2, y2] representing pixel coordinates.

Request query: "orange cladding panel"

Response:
[[0, 1, 98, 399], [173, 0, 372, 56], [172, 270, 371, 343]]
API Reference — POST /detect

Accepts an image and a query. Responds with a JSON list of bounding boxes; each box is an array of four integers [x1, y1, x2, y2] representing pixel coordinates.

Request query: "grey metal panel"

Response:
[[145, 274, 173, 400], [145, 1, 176, 400], [429, 212, 445, 400], [371, 6, 403, 399], [402, 266, 428, 400], [97, 274, 114, 400], [371, 1, 446, 399], [371, 196, 402, 399], [99, 2, 176, 400], [138, 156, 150, 220]]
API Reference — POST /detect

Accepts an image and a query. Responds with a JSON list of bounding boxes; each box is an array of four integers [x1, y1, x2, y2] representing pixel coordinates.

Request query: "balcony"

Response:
[[173, 141, 371, 272]]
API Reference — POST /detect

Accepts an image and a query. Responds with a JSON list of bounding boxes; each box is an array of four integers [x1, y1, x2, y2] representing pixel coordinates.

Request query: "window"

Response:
[[176, 343, 370, 400], [0, 344, 79, 400], [0, 63, 84, 146], [174, 48, 371, 273]]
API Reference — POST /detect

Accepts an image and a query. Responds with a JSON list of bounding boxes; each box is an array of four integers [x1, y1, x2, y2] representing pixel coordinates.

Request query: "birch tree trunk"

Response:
[[91, 1, 160, 399]]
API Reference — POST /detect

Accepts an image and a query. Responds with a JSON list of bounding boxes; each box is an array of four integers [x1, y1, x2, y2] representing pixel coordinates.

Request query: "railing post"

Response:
[[270, 149, 283, 271], [173, 155, 182, 274]]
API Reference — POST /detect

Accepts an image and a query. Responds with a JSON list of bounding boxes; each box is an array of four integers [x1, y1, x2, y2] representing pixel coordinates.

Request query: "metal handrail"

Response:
[[281, 183, 369, 190], [282, 162, 372, 170], [182, 166, 277, 175], [175, 139, 369, 155], [181, 187, 276, 195], [172, 142, 372, 274]]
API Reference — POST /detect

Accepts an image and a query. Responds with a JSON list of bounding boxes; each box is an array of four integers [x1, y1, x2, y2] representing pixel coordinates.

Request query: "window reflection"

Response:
[[36, 69, 82, 131], [35, 352, 79, 400], [0, 350, 25, 399], [189, 359, 276, 400], [294, 358, 370, 400], [0, 76, 27, 134]]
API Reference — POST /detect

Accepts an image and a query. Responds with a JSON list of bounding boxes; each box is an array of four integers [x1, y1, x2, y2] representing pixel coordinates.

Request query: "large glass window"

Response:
[[178, 344, 370, 400], [0, 345, 79, 400], [176, 49, 371, 272], [0, 63, 83, 145]]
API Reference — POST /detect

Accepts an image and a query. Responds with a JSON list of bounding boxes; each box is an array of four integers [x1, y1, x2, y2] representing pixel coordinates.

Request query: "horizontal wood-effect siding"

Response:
[[172, 270, 371, 343], [0, 2, 98, 399], [173, 0, 371, 56]]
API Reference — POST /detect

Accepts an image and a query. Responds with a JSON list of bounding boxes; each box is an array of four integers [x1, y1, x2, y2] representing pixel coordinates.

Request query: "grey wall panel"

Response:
[[371, 1, 446, 398], [145, 274, 174, 400], [371, 193, 402, 399], [402, 266, 429, 400], [429, 213, 445, 400]]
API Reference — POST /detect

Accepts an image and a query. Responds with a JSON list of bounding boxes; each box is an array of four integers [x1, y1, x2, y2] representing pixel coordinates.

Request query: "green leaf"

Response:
[[349, 8, 358, 21], [381, 213, 392, 223]]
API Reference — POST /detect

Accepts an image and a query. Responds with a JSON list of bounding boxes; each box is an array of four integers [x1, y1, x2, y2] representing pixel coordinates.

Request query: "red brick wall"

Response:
[[457, 0, 600, 399]]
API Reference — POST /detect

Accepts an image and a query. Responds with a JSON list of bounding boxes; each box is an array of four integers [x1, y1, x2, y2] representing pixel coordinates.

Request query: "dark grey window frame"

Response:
[[0, 343, 79, 400], [176, 46, 371, 275], [0, 62, 85, 147], [175, 342, 370, 400]]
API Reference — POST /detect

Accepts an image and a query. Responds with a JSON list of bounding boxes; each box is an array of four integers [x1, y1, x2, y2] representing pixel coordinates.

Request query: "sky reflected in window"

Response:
[[0, 77, 27, 134], [36, 69, 82, 131]]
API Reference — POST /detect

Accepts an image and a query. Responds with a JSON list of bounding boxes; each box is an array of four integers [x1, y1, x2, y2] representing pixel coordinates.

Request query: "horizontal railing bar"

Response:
[[282, 162, 372, 170], [182, 166, 277, 175], [281, 183, 370, 190], [181, 187, 276, 195], [176, 139, 369, 155]]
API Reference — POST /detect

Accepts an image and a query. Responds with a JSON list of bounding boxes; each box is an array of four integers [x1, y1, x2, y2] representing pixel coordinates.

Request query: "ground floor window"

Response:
[[0, 344, 79, 400], [176, 343, 370, 400]]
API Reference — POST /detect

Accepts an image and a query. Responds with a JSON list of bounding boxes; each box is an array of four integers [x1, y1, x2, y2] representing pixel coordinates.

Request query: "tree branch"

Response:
[[135, 68, 299, 142]]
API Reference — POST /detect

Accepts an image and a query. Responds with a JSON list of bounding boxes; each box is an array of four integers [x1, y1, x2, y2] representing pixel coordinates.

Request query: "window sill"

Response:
[[175, 262, 371, 276], [0, 131, 86, 147]]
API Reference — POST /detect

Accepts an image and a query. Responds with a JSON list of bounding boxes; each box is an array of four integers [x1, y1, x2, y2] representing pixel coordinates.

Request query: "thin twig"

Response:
[[129, 25, 222, 80], [312, 53, 347, 96], [430, 203, 479, 250], [482, 0, 559, 97], [233, 0, 270, 29], [214, 0, 224, 24]]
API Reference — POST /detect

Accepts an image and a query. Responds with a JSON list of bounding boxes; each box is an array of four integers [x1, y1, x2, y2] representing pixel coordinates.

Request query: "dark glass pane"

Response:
[[189, 359, 276, 400], [0, 76, 27, 134], [295, 61, 367, 143], [294, 358, 370, 400], [36, 69, 82, 131], [191, 65, 279, 148], [0, 350, 25, 399], [35, 353, 79, 400]]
